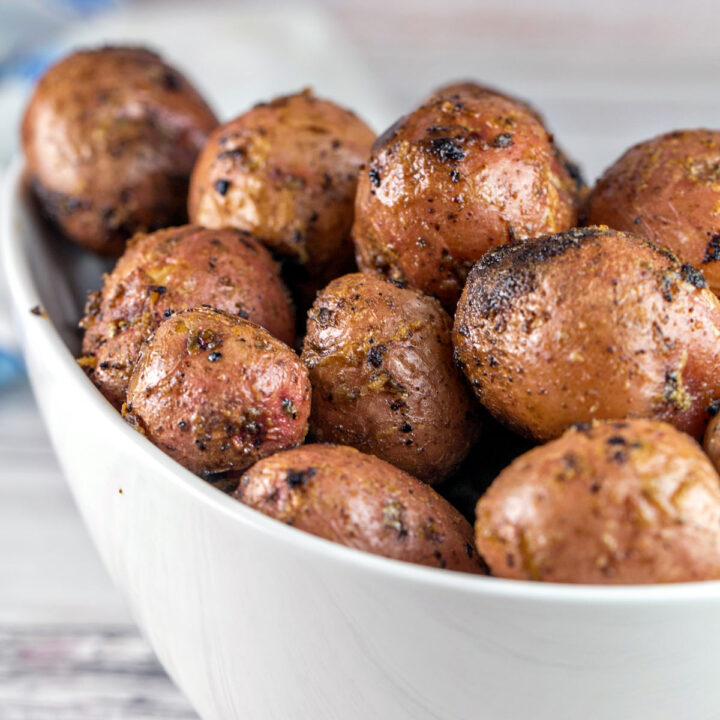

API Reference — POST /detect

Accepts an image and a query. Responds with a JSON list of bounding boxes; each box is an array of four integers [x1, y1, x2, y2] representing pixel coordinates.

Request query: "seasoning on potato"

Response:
[[125, 308, 310, 477], [352, 81, 583, 309], [302, 272, 481, 483], [188, 89, 375, 305], [586, 129, 720, 295], [453, 225, 720, 441], [80, 225, 295, 408], [476, 419, 720, 584], [234, 444, 486, 573], [22, 46, 218, 255]]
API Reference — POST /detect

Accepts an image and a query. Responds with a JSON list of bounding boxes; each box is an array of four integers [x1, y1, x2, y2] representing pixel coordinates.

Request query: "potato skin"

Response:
[[80, 225, 295, 408], [125, 308, 310, 476], [352, 82, 582, 309], [22, 47, 217, 255], [476, 419, 720, 584], [188, 90, 375, 302], [586, 130, 720, 295], [234, 444, 486, 573], [703, 411, 720, 474], [454, 226, 720, 441], [302, 273, 481, 483]]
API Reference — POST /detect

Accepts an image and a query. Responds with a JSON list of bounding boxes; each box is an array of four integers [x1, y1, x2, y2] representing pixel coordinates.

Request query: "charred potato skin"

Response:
[[234, 444, 486, 573], [80, 225, 295, 408], [352, 83, 582, 309], [22, 47, 218, 255], [476, 420, 720, 584], [454, 226, 720, 441], [125, 308, 310, 476], [302, 273, 481, 483], [188, 90, 375, 296], [586, 129, 720, 295]]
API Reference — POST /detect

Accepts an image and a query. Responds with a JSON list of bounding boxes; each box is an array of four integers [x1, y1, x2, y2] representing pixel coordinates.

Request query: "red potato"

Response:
[[302, 272, 481, 483], [352, 82, 583, 309], [22, 46, 217, 255], [80, 225, 295, 408], [453, 226, 720, 441], [587, 129, 720, 295], [188, 90, 375, 305], [234, 444, 486, 573], [476, 419, 720, 584], [125, 308, 310, 477]]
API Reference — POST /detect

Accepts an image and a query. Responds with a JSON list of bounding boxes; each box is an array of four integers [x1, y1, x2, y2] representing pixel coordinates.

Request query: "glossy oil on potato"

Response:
[[352, 82, 582, 309], [188, 90, 375, 304], [125, 308, 310, 477], [586, 129, 720, 295], [454, 226, 720, 440], [234, 444, 486, 573], [22, 46, 218, 255], [476, 419, 720, 584], [80, 225, 295, 408], [302, 273, 481, 483]]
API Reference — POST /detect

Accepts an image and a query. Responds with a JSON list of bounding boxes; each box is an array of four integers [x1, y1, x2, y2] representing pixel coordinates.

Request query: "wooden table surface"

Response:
[[3, 0, 720, 717]]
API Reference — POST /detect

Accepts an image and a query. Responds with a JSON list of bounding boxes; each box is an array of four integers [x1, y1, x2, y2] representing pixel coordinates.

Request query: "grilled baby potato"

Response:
[[453, 226, 720, 440]]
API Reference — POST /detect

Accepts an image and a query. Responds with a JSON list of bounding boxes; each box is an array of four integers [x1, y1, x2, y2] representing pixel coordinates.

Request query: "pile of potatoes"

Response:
[[24, 46, 720, 583]]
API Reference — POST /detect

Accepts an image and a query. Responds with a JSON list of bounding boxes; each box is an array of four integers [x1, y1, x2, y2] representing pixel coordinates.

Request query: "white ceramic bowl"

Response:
[[4, 157, 720, 720]]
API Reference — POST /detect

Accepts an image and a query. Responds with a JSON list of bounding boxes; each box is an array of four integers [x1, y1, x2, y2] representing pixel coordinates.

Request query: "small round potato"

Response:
[[22, 46, 217, 255], [302, 273, 481, 483], [454, 226, 720, 441], [125, 308, 310, 476], [587, 130, 720, 295], [188, 90, 375, 303], [352, 82, 582, 309], [476, 419, 720, 584], [233, 444, 486, 573], [80, 225, 295, 408]]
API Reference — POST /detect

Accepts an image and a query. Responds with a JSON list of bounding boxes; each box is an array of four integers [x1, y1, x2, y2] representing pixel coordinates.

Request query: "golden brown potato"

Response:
[[234, 444, 486, 573], [125, 308, 310, 477], [453, 226, 720, 441], [302, 273, 481, 483], [80, 225, 295, 408], [22, 46, 217, 255], [476, 419, 720, 584], [188, 90, 375, 304], [586, 130, 720, 295], [352, 82, 582, 309]]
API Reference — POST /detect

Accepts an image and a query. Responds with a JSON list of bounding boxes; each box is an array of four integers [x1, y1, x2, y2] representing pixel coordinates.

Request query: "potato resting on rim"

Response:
[[302, 272, 481, 483], [352, 81, 583, 309], [22, 46, 217, 255], [125, 308, 310, 477], [80, 225, 295, 408], [476, 419, 720, 584], [234, 444, 486, 573], [453, 226, 720, 441]]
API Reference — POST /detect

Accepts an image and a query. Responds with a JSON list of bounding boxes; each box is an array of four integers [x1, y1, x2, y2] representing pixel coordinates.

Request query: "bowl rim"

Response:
[[5, 155, 720, 605]]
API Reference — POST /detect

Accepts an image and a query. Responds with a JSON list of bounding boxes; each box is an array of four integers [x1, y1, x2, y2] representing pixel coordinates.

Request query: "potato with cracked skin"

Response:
[[233, 444, 486, 573], [301, 272, 481, 484], [453, 226, 720, 441], [125, 308, 310, 477], [188, 90, 375, 305], [80, 225, 295, 408], [22, 46, 218, 255], [586, 129, 720, 295], [352, 82, 583, 310], [476, 419, 720, 584]]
